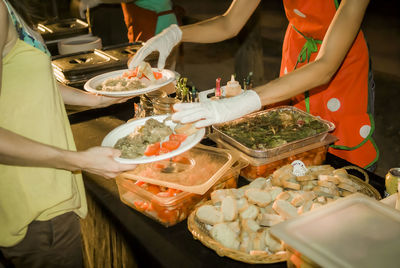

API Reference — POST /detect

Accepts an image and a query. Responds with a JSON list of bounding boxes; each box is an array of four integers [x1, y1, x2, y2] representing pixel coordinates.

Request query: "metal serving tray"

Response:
[[212, 106, 335, 158], [37, 18, 89, 42]]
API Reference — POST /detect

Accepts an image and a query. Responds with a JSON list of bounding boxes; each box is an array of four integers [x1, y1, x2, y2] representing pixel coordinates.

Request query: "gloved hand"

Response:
[[171, 90, 262, 128], [79, 0, 101, 19], [128, 24, 182, 70]]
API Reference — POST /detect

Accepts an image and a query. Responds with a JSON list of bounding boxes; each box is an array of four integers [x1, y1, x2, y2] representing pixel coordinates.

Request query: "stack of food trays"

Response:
[[211, 106, 336, 181], [115, 145, 247, 227], [187, 164, 381, 264]]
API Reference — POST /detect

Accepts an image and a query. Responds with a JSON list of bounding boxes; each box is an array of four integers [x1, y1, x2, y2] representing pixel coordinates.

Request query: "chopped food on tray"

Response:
[[96, 62, 162, 92], [217, 109, 330, 150]]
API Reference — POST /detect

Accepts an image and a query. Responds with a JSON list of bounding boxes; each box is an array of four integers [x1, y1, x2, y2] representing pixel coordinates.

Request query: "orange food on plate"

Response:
[[162, 140, 181, 151], [144, 142, 161, 156], [153, 71, 162, 80], [159, 147, 170, 154], [169, 133, 187, 143]]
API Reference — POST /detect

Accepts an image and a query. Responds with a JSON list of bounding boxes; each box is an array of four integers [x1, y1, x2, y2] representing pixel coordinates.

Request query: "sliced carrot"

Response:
[[135, 181, 146, 187], [153, 71, 163, 80], [159, 147, 171, 154], [169, 133, 187, 143], [144, 142, 161, 156], [162, 140, 181, 151], [146, 185, 161, 195], [123, 68, 138, 78], [166, 188, 182, 196]]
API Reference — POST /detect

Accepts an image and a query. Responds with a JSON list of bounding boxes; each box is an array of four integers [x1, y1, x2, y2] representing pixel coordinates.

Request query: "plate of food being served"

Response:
[[101, 114, 205, 164], [84, 62, 176, 97]]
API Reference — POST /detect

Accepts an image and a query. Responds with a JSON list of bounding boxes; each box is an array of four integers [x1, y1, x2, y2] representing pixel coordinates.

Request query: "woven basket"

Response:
[[342, 166, 381, 200], [187, 165, 381, 264], [187, 203, 287, 264]]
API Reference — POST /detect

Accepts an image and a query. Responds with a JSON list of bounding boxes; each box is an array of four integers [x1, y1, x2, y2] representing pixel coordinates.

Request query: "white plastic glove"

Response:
[[128, 24, 182, 70], [79, 0, 101, 18], [172, 90, 262, 128]]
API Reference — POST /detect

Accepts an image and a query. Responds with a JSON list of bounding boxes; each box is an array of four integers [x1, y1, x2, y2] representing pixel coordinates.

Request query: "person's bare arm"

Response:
[[254, 0, 370, 106], [0, 127, 136, 178], [57, 82, 131, 108], [181, 0, 261, 43]]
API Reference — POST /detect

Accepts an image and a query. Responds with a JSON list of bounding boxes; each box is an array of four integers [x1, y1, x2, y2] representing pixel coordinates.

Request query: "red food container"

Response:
[[210, 133, 337, 181], [115, 145, 247, 227]]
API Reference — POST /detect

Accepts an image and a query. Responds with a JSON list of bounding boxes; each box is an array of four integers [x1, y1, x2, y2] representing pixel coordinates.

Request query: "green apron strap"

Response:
[[292, 25, 321, 113]]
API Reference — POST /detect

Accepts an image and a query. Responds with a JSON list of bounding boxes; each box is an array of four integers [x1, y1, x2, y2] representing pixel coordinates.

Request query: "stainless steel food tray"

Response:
[[37, 18, 89, 42], [212, 106, 335, 158]]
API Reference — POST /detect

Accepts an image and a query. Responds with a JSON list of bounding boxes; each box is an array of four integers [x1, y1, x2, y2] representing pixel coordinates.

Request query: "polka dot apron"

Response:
[[280, 0, 378, 168]]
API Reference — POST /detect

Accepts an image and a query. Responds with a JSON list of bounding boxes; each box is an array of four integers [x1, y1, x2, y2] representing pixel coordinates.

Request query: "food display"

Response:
[[116, 156, 247, 227], [187, 164, 380, 263], [212, 106, 335, 158]]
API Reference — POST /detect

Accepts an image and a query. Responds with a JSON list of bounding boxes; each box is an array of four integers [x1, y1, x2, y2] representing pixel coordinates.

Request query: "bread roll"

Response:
[[196, 205, 223, 225], [211, 223, 240, 250], [221, 196, 238, 221]]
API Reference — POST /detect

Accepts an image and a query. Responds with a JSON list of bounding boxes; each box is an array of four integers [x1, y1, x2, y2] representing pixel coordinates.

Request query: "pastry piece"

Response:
[[245, 188, 272, 207], [258, 213, 284, 227], [240, 204, 259, 220], [272, 199, 298, 220], [196, 205, 223, 225], [221, 196, 238, 221], [211, 223, 240, 250]]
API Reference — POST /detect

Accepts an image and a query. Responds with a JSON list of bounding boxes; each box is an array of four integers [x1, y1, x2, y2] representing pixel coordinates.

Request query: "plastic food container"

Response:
[[210, 133, 337, 181], [115, 145, 247, 226], [270, 193, 400, 268]]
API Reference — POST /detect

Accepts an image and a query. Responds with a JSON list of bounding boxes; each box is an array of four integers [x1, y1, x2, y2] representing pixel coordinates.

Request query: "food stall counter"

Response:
[[71, 115, 385, 268]]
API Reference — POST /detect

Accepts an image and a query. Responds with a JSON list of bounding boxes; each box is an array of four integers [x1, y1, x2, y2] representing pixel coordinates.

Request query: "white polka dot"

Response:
[[293, 9, 306, 18], [360, 125, 371, 138], [284, 67, 288, 75], [327, 98, 341, 112]]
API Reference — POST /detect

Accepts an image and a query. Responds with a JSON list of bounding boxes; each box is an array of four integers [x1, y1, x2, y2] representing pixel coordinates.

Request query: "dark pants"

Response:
[[0, 212, 83, 268]]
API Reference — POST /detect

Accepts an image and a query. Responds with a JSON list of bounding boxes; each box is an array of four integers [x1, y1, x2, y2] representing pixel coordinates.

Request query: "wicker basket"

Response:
[[342, 166, 381, 200], [187, 165, 381, 264], [187, 203, 287, 264]]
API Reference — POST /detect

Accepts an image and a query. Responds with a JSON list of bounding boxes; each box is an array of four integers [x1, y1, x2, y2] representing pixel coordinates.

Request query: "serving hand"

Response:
[[128, 24, 182, 70], [171, 90, 262, 128]]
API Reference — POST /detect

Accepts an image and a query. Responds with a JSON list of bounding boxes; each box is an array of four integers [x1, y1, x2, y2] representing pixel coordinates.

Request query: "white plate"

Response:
[[84, 68, 176, 97], [101, 114, 205, 164]]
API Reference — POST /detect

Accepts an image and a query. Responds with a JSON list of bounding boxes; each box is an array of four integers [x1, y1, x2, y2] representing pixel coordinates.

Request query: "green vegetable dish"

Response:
[[218, 109, 330, 150]]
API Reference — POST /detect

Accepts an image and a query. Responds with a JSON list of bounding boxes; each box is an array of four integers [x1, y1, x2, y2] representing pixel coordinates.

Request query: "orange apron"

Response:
[[280, 0, 378, 169]]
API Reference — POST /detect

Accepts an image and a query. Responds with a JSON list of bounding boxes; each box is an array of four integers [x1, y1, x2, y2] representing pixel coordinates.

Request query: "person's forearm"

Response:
[[181, 0, 260, 43], [0, 127, 81, 171], [58, 82, 98, 106]]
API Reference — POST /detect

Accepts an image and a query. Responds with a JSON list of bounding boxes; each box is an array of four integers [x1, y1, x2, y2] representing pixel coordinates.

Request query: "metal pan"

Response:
[[212, 106, 335, 158]]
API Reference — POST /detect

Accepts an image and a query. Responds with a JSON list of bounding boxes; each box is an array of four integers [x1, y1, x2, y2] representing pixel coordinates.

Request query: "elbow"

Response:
[[313, 58, 340, 85], [220, 15, 243, 40]]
